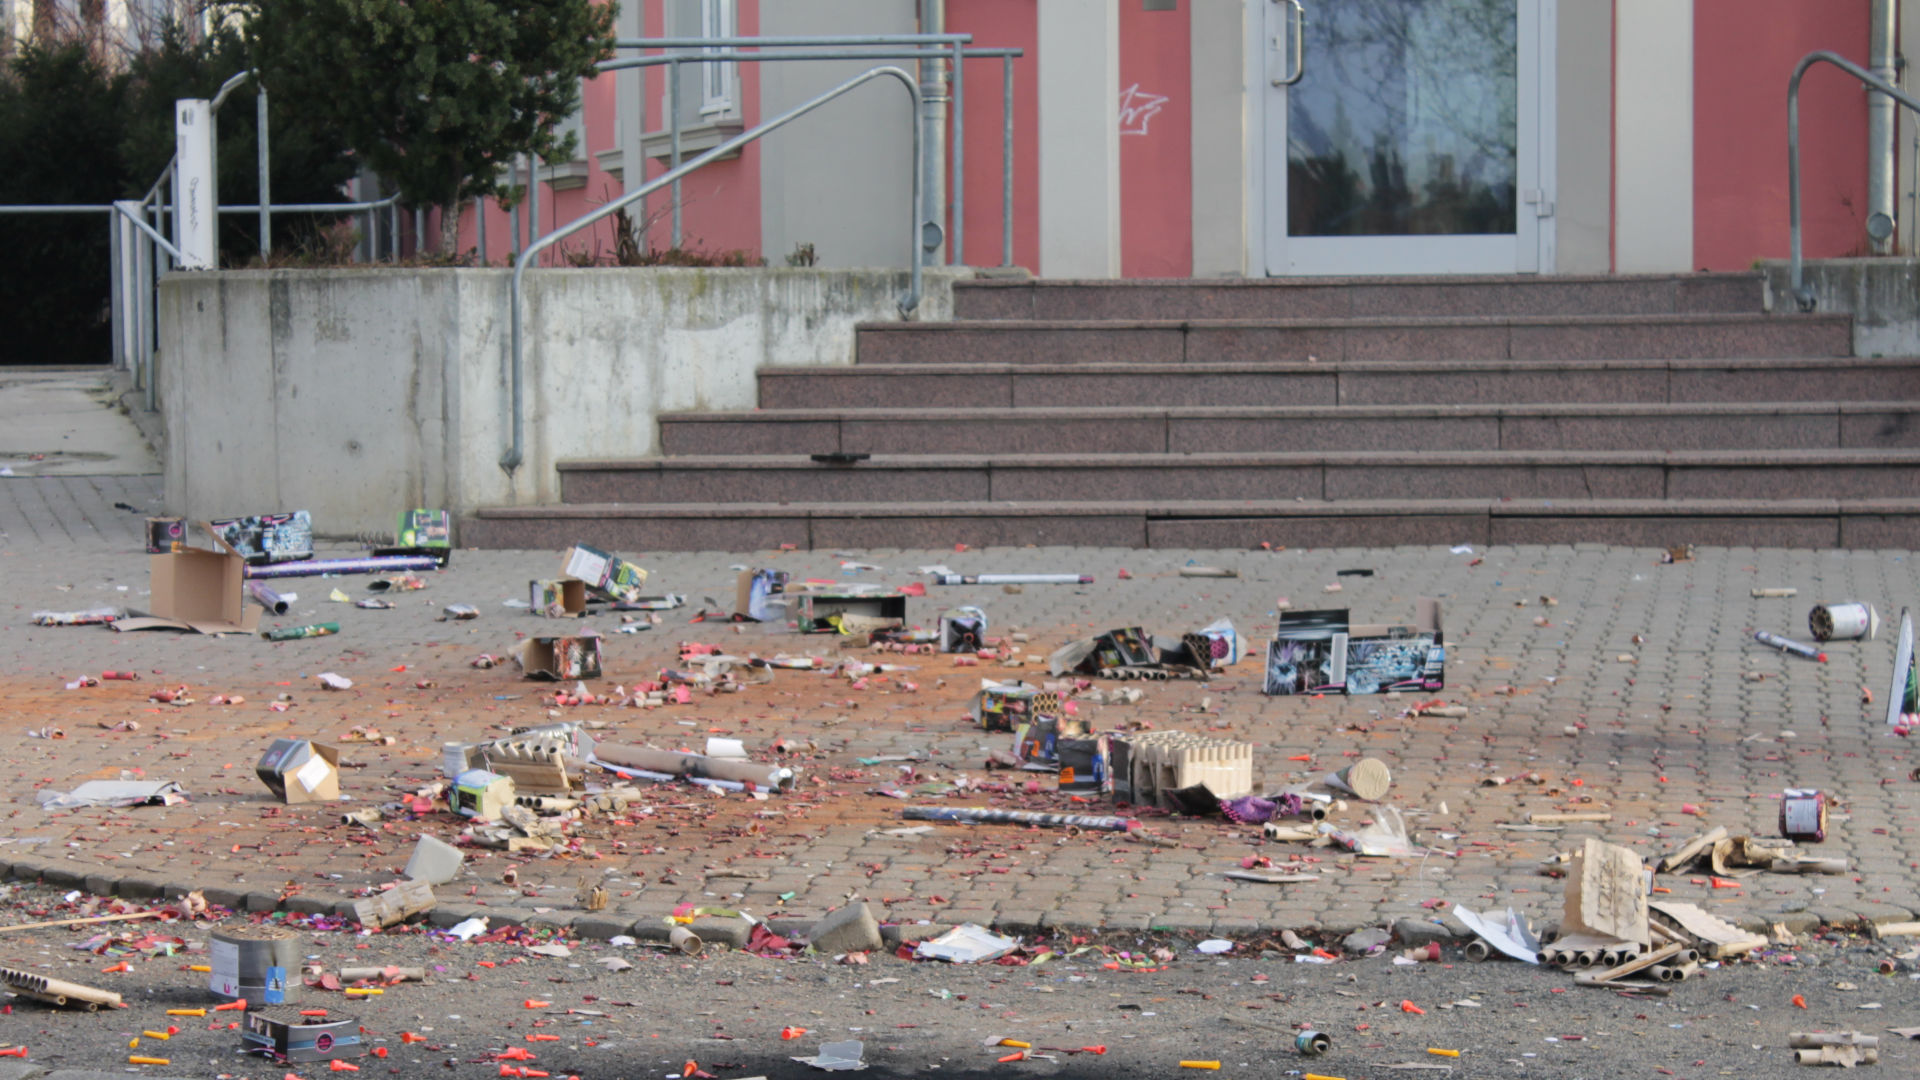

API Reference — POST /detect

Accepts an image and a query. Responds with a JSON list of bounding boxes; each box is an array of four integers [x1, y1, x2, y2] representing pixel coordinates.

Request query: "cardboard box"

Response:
[[1263, 599, 1444, 696], [798, 592, 908, 634], [519, 632, 603, 680], [256, 739, 342, 804], [735, 569, 789, 621], [115, 522, 263, 635], [146, 516, 184, 554], [559, 544, 649, 603], [531, 578, 589, 617], [972, 681, 1060, 732], [1092, 627, 1156, 670], [210, 510, 313, 565], [373, 508, 454, 566], [450, 769, 516, 820], [940, 606, 988, 652], [1110, 731, 1253, 807]]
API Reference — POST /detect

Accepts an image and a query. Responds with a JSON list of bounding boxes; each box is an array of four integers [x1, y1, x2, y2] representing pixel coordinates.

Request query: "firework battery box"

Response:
[[519, 631, 603, 680], [372, 508, 453, 567], [1263, 599, 1444, 696], [243, 1008, 364, 1063], [796, 591, 909, 634], [255, 739, 342, 804], [972, 681, 1061, 732], [146, 516, 185, 553], [209, 510, 314, 565], [559, 544, 649, 603], [531, 578, 590, 617]]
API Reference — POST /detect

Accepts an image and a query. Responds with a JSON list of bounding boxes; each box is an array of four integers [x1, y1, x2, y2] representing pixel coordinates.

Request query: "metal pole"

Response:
[[1869, 0, 1897, 253], [511, 162, 522, 259], [256, 85, 271, 261], [414, 206, 426, 256], [389, 200, 399, 261], [670, 56, 682, 247], [503, 65, 923, 473], [950, 39, 964, 265], [917, 0, 948, 265], [108, 213, 124, 370], [1002, 54, 1014, 267], [478, 196, 488, 265], [530, 161, 541, 264]]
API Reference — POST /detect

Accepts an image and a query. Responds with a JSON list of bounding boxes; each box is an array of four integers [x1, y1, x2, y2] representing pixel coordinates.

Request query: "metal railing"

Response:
[[502, 64, 923, 474], [599, 33, 1021, 267], [1788, 50, 1920, 310]]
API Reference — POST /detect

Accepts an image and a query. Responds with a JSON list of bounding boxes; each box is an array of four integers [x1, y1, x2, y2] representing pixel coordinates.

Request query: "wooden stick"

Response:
[[1528, 811, 1613, 824], [0, 910, 162, 934]]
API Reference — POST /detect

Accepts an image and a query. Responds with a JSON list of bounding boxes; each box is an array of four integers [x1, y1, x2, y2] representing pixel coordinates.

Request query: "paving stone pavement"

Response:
[[2, 471, 1919, 943]]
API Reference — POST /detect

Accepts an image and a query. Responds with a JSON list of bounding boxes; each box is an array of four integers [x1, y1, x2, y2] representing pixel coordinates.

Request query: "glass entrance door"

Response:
[[1263, 0, 1548, 275]]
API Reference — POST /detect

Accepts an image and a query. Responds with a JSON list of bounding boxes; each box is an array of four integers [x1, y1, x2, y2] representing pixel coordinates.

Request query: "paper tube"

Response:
[[245, 556, 439, 580], [1323, 758, 1391, 801]]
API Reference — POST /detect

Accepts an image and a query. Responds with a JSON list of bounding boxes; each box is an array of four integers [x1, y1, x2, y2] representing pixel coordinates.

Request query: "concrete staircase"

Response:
[[463, 273, 1920, 550]]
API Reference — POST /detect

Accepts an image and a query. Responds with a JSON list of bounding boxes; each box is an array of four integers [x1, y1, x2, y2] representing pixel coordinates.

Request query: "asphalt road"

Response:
[[0, 885, 1915, 1080]]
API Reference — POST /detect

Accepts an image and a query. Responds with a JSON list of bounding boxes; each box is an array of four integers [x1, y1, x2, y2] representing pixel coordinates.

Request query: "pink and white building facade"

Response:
[[448, 0, 1919, 281]]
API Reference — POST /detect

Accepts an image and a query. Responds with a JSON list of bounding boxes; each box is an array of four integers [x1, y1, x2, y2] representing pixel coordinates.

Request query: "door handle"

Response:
[[1271, 0, 1305, 87]]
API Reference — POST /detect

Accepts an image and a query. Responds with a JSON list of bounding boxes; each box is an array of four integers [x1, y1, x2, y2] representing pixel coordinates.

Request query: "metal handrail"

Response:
[[1788, 50, 1920, 310], [612, 34, 971, 48], [502, 64, 923, 473]]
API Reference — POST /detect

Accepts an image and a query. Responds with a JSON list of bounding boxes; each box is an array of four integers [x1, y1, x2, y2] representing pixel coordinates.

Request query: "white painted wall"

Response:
[[157, 268, 964, 534], [758, 0, 919, 269], [1037, 0, 1120, 278], [1190, 0, 1247, 277], [1556, 0, 1612, 273], [1613, 0, 1694, 272]]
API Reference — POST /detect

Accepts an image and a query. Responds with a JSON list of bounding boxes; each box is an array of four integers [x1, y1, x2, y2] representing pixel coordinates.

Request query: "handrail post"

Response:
[[1002, 54, 1013, 267], [503, 66, 923, 474], [1788, 49, 1920, 311], [257, 83, 271, 261], [670, 56, 683, 248]]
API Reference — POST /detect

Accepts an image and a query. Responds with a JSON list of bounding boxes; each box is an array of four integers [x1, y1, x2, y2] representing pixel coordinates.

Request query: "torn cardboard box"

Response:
[[559, 544, 648, 604], [798, 592, 908, 634], [735, 568, 790, 621], [531, 578, 589, 617], [257, 739, 343, 804], [114, 521, 263, 635], [515, 631, 603, 680], [1264, 599, 1444, 696]]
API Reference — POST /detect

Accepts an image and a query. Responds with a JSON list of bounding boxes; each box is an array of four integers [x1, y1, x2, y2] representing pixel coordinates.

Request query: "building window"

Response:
[[699, 0, 736, 118]]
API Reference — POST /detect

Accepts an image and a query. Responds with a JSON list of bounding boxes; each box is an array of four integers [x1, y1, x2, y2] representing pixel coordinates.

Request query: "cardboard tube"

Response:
[[1797, 1048, 1878, 1065], [246, 581, 290, 615], [1790, 1034, 1878, 1049], [592, 744, 794, 792], [1323, 758, 1391, 801], [245, 555, 438, 579], [669, 926, 704, 956]]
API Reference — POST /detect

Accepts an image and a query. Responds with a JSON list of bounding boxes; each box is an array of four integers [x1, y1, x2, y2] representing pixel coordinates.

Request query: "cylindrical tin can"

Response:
[[1295, 1030, 1330, 1056], [210, 924, 302, 1004], [1780, 788, 1828, 842], [1810, 602, 1879, 642]]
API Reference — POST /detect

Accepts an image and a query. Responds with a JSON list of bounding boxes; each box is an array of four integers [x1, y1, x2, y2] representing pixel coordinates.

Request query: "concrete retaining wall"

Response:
[[1761, 257, 1920, 357], [158, 267, 963, 535]]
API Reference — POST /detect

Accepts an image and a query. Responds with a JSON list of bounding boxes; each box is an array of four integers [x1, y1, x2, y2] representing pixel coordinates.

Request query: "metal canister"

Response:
[[1780, 788, 1828, 842], [1810, 602, 1879, 642], [1295, 1030, 1331, 1056]]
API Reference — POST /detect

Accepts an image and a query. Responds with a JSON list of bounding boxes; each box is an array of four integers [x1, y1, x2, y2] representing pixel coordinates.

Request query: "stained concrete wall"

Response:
[[158, 267, 963, 536], [1760, 257, 1920, 357]]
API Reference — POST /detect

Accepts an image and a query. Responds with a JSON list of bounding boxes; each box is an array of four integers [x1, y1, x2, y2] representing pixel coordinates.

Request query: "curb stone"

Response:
[[0, 865, 1813, 948]]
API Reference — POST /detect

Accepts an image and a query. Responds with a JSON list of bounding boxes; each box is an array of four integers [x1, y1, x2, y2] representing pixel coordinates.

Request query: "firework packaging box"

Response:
[[559, 544, 649, 603], [735, 568, 790, 621], [210, 510, 314, 564], [115, 522, 262, 635], [531, 578, 590, 617], [256, 739, 342, 804], [1263, 599, 1444, 696], [372, 508, 453, 567], [516, 631, 603, 680], [146, 516, 185, 553], [797, 591, 908, 634], [971, 680, 1061, 732]]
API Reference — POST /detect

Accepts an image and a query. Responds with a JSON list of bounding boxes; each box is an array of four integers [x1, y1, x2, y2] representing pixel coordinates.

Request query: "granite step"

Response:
[[657, 402, 1920, 456], [558, 450, 1920, 505], [760, 357, 1920, 409], [460, 497, 1920, 552], [951, 273, 1766, 320], [853, 313, 1852, 365]]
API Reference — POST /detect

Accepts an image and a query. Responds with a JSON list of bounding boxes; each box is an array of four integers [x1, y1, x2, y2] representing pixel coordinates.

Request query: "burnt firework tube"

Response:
[[244, 556, 439, 580], [1754, 629, 1826, 662], [265, 623, 338, 641], [246, 581, 291, 615], [901, 805, 1136, 832]]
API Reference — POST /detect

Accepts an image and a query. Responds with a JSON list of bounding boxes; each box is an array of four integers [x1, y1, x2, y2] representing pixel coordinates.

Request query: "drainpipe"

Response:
[[918, 0, 948, 264], [1869, 0, 1898, 252]]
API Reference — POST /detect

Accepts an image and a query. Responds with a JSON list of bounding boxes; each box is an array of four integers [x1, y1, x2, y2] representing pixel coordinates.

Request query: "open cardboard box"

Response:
[[114, 522, 263, 635], [1263, 598, 1444, 696], [257, 738, 342, 804]]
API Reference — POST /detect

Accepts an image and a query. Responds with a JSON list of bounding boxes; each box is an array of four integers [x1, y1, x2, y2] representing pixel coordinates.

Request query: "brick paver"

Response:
[[1, 482, 1916, 941]]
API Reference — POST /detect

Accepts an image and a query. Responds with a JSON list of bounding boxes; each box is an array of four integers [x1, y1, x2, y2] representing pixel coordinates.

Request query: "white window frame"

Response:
[[699, 0, 737, 118]]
